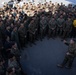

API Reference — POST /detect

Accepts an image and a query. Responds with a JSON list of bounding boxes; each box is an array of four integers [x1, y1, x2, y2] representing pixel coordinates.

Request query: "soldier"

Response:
[[71, 19, 76, 38], [18, 23, 27, 48], [6, 67, 17, 75], [57, 39, 76, 69], [5, 26, 11, 38], [10, 43, 20, 61], [48, 17, 57, 39], [0, 59, 6, 75], [11, 27, 20, 49], [57, 15, 65, 36], [28, 19, 37, 45], [40, 15, 47, 41], [8, 55, 21, 75], [0, 21, 6, 44], [62, 18, 72, 39], [0, 22, 3, 42], [32, 16, 39, 39]]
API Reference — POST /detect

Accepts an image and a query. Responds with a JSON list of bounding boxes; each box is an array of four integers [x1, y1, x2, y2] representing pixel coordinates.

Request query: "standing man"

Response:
[[62, 18, 72, 39], [28, 19, 37, 45], [48, 17, 57, 39], [57, 15, 65, 36], [18, 23, 27, 48], [40, 16, 47, 41], [11, 27, 20, 49], [57, 39, 76, 69], [71, 19, 76, 38]]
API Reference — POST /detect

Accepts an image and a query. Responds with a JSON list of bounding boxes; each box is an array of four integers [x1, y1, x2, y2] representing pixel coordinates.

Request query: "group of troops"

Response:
[[0, 1, 76, 74], [0, 1, 76, 48]]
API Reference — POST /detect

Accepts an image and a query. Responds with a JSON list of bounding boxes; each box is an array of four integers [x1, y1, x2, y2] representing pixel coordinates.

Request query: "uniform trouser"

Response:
[[40, 28, 46, 40], [16, 40, 21, 49], [20, 37, 26, 47], [35, 30, 38, 39], [48, 29, 55, 37], [71, 27, 76, 38], [29, 33, 35, 43], [61, 54, 74, 68], [57, 27, 63, 36], [60, 28, 63, 36], [63, 30, 71, 39], [63, 30, 67, 38]]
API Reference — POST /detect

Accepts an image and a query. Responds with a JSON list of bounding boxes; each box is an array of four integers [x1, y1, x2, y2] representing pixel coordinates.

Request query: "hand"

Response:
[[63, 40, 67, 43], [25, 36, 26, 38], [43, 27, 45, 29], [2, 47, 4, 49], [33, 32, 35, 34], [66, 52, 70, 55], [7, 49, 11, 51], [19, 68, 21, 71], [35, 29, 37, 31], [52, 28, 54, 30], [12, 67, 15, 73], [66, 52, 72, 56]]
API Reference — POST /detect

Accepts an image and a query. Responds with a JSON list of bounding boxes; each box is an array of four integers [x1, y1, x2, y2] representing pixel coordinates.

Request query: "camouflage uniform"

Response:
[[18, 24, 27, 48], [28, 20, 37, 44], [40, 16, 47, 40], [32, 16, 39, 39], [57, 16, 65, 36], [63, 18, 72, 39], [11, 27, 20, 49], [48, 17, 57, 38], [58, 41, 76, 68]]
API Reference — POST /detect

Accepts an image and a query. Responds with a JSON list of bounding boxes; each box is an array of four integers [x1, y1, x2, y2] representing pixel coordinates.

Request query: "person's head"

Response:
[[0, 21, 3, 27], [70, 39, 75, 45], [7, 67, 15, 75], [13, 27, 17, 32], [6, 26, 10, 30], [0, 59, 4, 66], [20, 23, 24, 28], [6, 36, 10, 41], [60, 15, 63, 18], [9, 54, 16, 61], [10, 23, 14, 28], [67, 18, 71, 21], [12, 43, 17, 48], [52, 17, 55, 20]]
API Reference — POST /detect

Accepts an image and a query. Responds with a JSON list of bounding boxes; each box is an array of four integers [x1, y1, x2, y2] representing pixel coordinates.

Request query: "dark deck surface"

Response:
[[20, 38, 76, 75]]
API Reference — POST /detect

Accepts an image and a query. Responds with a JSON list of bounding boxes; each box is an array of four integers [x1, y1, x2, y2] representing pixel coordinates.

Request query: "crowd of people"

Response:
[[0, 0, 76, 75]]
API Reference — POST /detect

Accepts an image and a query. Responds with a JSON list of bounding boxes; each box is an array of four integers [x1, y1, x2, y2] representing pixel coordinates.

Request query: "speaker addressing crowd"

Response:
[[0, 1, 76, 75]]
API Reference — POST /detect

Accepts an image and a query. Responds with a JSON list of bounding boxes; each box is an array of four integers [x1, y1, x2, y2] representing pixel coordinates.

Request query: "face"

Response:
[[21, 24, 24, 28], [13, 27, 17, 31], [12, 43, 17, 48], [0, 61, 3, 65], [8, 71, 13, 75], [11, 24, 14, 27], [6, 36, 10, 41], [6, 26, 10, 30], [0, 21, 3, 27], [70, 40, 74, 45]]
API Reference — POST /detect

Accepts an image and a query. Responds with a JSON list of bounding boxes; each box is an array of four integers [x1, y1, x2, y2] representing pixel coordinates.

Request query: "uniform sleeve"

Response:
[[74, 44, 76, 56], [64, 42, 69, 46], [11, 32, 15, 41]]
